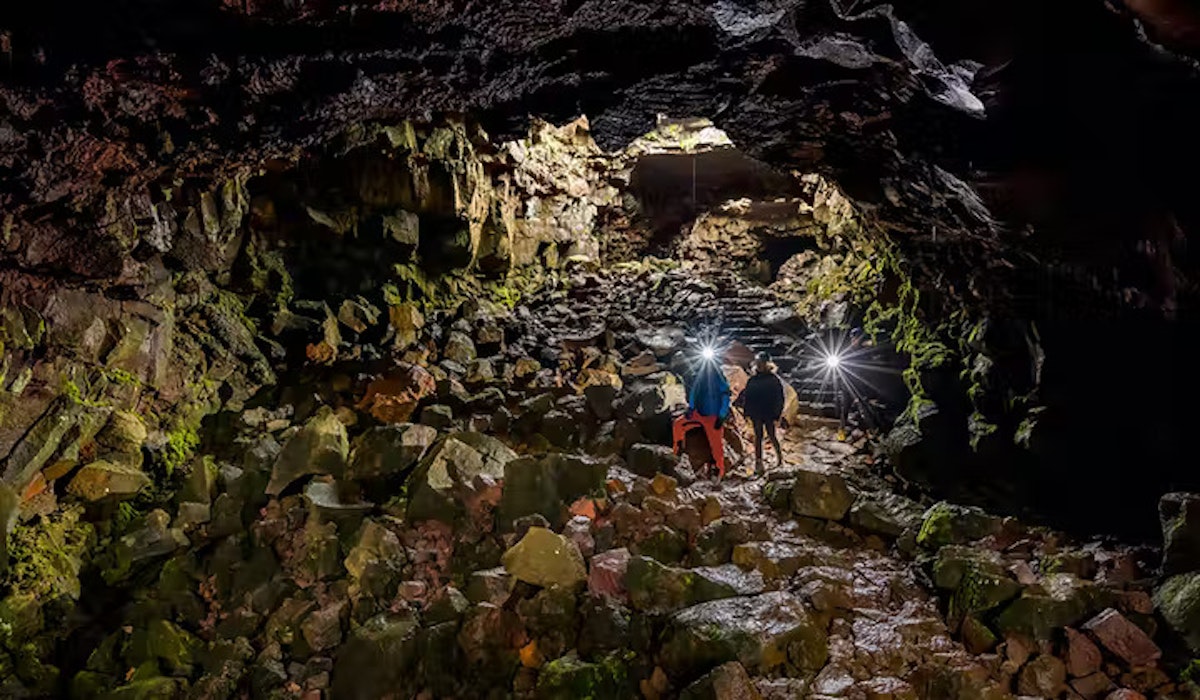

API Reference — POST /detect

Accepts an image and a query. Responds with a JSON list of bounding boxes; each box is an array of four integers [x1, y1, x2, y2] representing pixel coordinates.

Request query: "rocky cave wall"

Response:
[[1, 0, 1200, 655]]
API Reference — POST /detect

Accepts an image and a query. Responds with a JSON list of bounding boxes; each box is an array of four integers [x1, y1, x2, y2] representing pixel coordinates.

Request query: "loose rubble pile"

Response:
[[2, 262, 1196, 699]]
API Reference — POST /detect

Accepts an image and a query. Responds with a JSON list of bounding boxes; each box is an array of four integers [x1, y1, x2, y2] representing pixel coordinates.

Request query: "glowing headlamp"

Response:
[[700, 346, 716, 361], [824, 353, 842, 370]]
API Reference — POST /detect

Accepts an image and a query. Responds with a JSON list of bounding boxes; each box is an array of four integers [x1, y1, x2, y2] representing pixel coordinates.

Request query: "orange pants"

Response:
[[672, 413, 726, 479]]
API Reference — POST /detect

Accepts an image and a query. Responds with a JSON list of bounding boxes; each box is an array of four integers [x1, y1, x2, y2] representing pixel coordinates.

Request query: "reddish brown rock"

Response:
[[1065, 627, 1103, 678], [1105, 690, 1147, 700], [1017, 654, 1067, 697], [1071, 672, 1115, 700], [1082, 608, 1161, 667], [588, 547, 631, 602]]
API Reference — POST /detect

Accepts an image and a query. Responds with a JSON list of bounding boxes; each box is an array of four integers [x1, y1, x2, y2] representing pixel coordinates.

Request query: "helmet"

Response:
[[755, 351, 772, 364]]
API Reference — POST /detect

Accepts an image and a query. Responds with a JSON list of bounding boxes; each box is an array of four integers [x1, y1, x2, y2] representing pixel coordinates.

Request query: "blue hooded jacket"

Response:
[[689, 364, 731, 420]]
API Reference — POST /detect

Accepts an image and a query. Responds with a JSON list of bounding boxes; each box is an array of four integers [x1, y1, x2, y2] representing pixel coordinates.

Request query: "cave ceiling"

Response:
[[1, 0, 1199, 318]]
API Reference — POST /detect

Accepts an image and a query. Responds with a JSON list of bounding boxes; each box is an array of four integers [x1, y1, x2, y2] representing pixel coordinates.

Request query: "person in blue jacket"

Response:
[[687, 360, 732, 426], [673, 353, 733, 479]]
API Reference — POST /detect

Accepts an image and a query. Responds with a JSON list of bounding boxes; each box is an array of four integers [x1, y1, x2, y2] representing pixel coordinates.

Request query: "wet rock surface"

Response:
[[0, 261, 1192, 699]]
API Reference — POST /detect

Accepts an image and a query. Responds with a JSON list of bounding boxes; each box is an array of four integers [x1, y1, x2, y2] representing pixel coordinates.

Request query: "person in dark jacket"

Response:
[[736, 352, 785, 476]]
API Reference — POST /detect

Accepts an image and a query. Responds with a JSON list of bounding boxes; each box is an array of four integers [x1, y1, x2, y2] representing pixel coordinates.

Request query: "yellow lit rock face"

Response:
[[501, 526, 587, 589], [66, 460, 151, 502]]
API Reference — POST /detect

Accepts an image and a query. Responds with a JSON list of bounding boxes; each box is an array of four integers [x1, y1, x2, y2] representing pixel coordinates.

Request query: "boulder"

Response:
[[536, 652, 631, 700], [1017, 654, 1067, 697], [585, 384, 617, 421], [1159, 492, 1200, 575], [789, 469, 854, 521], [103, 510, 189, 584], [588, 548, 631, 601], [660, 592, 828, 681], [498, 454, 608, 529], [330, 613, 419, 700], [625, 556, 740, 613], [848, 492, 925, 537], [635, 326, 686, 357], [932, 546, 1021, 620], [502, 527, 587, 589], [540, 410, 578, 448], [680, 661, 762, 700], [304, 481, 372, 522], [406, 432, 517, 522], [388, 302, 424, 349], [419, 404, 456, 431], [345, 424, 437, 482], [458, 603, 526, 679], [1071, 672, 1115, 698], [301, 600, 346, 652], [996, 573, 1095, 640], [1155, 571, 1200, 653], [67, 460, 151, 502], [632, 524, 688, 565], [356, 364, 436, 424], [694, 517, 768, 567], [731, 541, 812, 582], [266, 408, 348, 495], [344, 520, 405, 599], [444, 331, 478, 364], [578, 596, 632, 658], [1082, 608, 1161, 666], [628, 443, 679, 478], [95, 410, 148, 458], [1065, 627, 1103, 678], [467, 567, 514, 605], [338, 298, 381, 333], [916, 502, 1003, 549]]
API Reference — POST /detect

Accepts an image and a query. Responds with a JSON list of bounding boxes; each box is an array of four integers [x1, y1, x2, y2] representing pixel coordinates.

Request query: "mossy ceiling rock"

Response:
[[330, 613, 420, 700], [1154, 571, 1200, 653], [501, 526, 587, 589], [498, 453, 608, 530], [996, 573, 1096, 640], [405, 432, 516, 522], [4, 505, 94, 608], [660, 592, 828, 683], [67, 460, 151, 502], [789, 468, 854, 521], [345, 424, 437, 482], [266, 407, 348, 496], [95, 411, 148, 455], [916, 502, 1003, 549], [2, 400, 109, 491]]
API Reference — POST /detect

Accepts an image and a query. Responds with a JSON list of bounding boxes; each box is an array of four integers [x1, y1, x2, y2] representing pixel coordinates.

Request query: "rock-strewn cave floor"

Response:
[[7, 262, 1181, 700]]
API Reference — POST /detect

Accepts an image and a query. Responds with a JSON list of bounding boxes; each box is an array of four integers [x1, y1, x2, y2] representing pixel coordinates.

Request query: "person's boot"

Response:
[[754, 459, 764, 477]]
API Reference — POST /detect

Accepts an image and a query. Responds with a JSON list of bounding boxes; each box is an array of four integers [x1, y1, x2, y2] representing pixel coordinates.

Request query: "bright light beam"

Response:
[[824, 353, 841, 370], [701, 346, 716, 362]]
